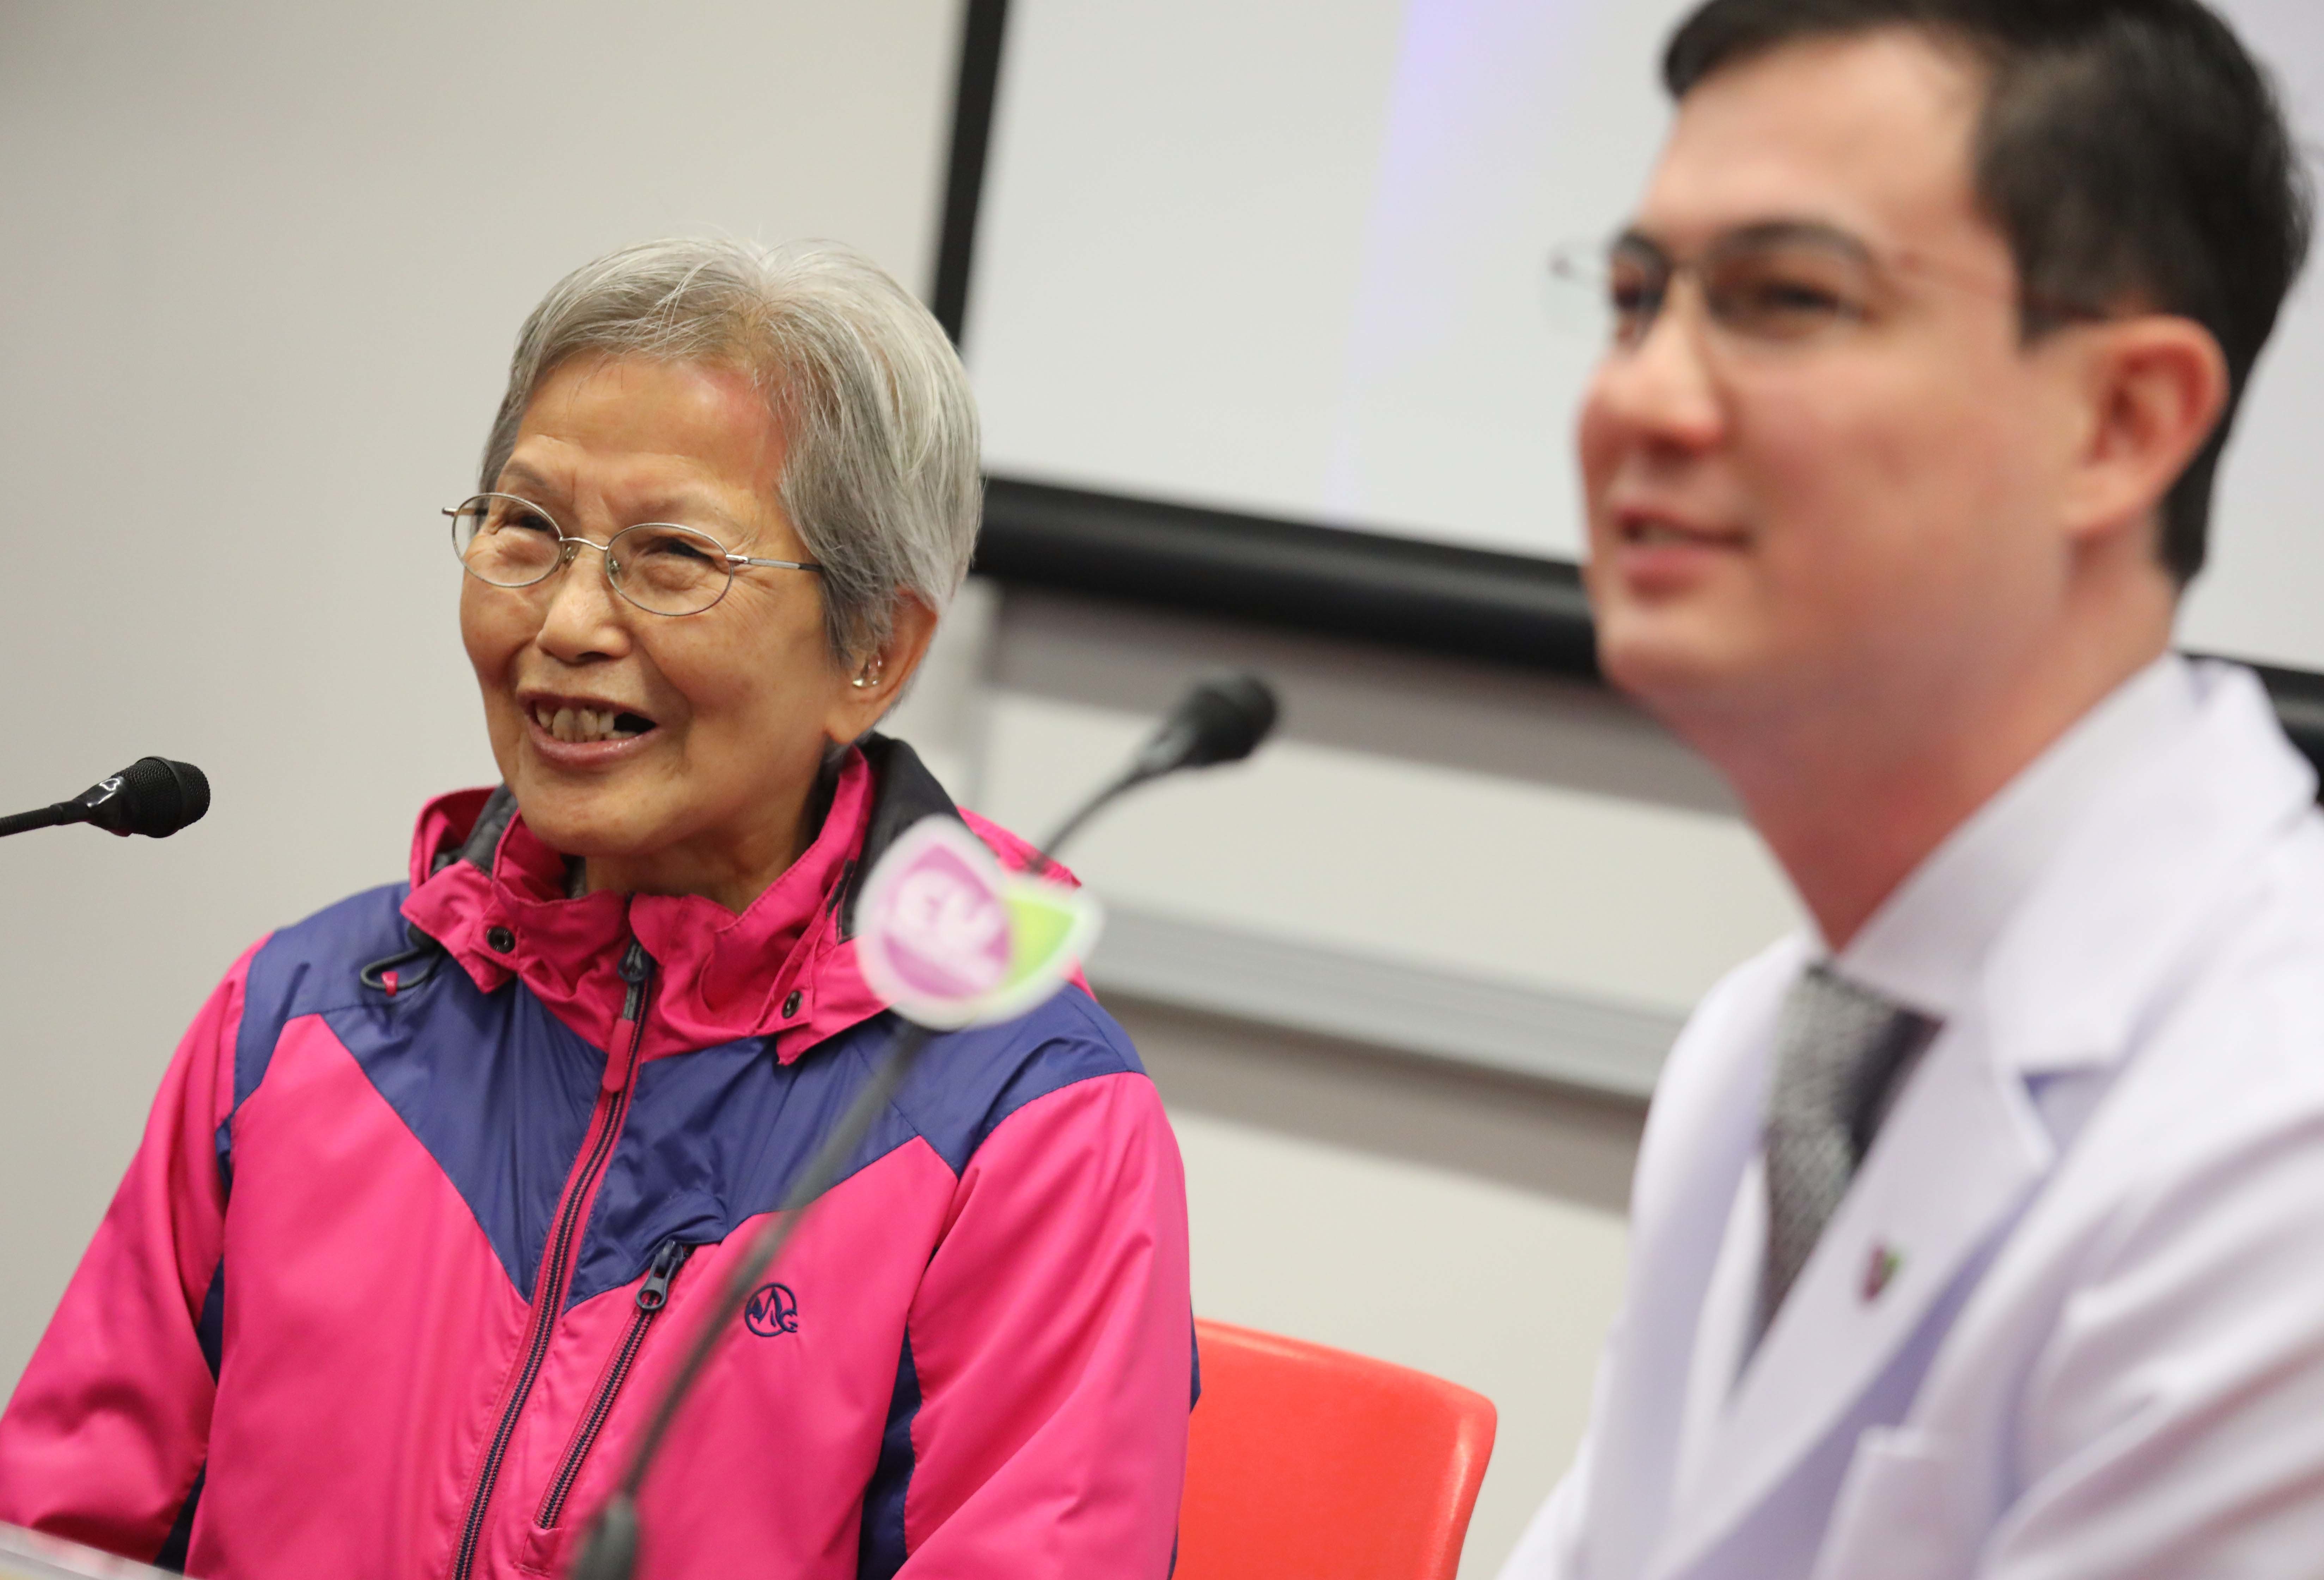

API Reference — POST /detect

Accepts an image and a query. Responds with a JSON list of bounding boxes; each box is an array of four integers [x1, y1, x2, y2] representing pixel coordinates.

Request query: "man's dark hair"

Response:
[[1664, 0, 2311, 583]]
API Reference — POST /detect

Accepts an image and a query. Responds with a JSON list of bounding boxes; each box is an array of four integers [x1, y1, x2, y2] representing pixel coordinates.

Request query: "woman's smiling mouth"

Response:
[[520, 693, 662, 758], [532, 703, 655, 743]]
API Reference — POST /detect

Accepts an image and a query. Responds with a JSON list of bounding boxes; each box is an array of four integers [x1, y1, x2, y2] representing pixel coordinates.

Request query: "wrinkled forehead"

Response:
[[1635, 28, 1996, 262], [496, 355, 788, 539]]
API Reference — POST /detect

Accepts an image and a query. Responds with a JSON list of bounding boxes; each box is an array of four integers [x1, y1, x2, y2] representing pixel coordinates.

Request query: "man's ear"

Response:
[[2060, 315, 2229, 547], [824, 595, 941, 743]]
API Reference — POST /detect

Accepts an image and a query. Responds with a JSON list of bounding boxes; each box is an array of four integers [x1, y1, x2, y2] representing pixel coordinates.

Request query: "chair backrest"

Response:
[[1177, 1319, 1498, 1580]]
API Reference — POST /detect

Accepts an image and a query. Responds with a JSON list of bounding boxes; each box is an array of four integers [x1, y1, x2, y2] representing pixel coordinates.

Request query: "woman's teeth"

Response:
[[535, 705, 647, 744]]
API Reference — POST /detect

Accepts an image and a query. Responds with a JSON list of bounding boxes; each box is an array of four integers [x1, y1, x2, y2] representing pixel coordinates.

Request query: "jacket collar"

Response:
[[398, 735, 1021, 1064], [1646, 662, 2319, 1580]]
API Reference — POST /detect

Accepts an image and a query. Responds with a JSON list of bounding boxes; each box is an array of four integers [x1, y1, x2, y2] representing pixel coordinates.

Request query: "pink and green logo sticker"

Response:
[[854, 819, 1103, 1029]]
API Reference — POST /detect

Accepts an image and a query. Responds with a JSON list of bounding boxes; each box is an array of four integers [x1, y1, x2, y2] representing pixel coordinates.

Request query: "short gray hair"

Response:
[[480, 237, 981, 662]]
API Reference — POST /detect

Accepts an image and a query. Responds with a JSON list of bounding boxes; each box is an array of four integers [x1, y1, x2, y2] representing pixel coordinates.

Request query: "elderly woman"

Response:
[[0, 241, 1194, 1579]]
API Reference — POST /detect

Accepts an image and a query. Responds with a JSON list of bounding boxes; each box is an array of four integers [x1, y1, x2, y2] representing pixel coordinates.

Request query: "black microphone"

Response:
[[570, 672, 1280, 1580], [1037, 672, 1280, 865], [1129, 670, 1279, 776], [0, 758, 211, 841]]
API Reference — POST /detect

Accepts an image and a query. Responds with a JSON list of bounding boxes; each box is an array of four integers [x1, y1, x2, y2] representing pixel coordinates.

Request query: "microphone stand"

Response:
[[0, 805, 77, 839], [569, 1020, 935, 1580], [569, 749, 1235, 1580]]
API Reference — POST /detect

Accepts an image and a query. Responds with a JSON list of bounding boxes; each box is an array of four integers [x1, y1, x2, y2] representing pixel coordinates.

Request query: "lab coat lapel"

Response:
[[1652, 1011, 2051, 1579], [1669, 1151, 1767, 1512], [1581, 938, 1807, 1580]]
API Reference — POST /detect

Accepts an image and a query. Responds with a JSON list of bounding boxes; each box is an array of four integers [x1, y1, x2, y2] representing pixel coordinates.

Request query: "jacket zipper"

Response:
[[451, 939, 654, 1580], [533, 1236, 695, 1530]]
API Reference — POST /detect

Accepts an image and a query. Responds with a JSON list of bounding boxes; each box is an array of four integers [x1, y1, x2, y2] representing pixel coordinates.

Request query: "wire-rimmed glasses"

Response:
[[1546, 223, 2102, 355], [446, 493, 824, 617], [1549, 226, 1903, 353]]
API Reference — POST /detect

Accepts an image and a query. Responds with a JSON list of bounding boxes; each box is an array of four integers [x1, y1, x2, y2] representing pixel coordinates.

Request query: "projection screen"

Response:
[[944, 0, 2324, 738]]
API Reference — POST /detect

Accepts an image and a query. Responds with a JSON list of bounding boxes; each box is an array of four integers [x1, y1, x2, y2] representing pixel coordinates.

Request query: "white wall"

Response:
[[974, 589, 1795, 1022], [0, 7, 1803, 1578]]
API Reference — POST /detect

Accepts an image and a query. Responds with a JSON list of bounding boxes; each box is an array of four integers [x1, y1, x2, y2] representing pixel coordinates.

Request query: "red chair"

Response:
[[1177, 1318, 1499, 1580]]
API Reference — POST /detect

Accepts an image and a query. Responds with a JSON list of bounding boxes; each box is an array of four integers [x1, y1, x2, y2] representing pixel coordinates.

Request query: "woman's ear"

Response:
[[2059, 314, 2229, 550], [824, 595, 941, 743]]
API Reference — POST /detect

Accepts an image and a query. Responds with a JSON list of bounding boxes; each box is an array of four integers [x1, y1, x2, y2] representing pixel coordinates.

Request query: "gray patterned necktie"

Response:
[[1757, 965, 1940, 1341]]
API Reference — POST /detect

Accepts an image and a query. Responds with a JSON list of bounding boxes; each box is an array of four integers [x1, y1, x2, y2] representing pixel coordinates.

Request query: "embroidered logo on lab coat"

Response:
[[1862, 1243, 1904, 1302]]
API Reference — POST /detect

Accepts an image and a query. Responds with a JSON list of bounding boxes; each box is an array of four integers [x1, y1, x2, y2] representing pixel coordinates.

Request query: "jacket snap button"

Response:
[[485, 925, 516, 954], [782, 990, 802, 1018]]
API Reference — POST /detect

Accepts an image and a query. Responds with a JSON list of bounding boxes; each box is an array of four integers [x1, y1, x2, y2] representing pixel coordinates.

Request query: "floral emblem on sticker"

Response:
[[855, 818, 1103, 1029]]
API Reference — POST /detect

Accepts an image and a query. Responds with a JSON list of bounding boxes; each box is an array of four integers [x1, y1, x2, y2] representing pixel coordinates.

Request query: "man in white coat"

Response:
[[1503, 2, 2324, 1577]]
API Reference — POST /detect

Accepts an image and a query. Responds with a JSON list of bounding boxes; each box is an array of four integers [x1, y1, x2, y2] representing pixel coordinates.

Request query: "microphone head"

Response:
[[1136, 673, 1280, 777], [1178, 672, 1279, 768], [80, 756, 211, 838]]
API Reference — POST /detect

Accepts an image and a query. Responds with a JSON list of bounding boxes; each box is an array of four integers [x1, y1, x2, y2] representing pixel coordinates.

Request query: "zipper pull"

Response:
[[636, 1239, 694, 1311], [600, 942, 657, 1093], [618, 940, 653, 1023]]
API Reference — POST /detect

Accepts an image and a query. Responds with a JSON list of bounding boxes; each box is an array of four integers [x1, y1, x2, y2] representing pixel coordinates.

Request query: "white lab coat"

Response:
[[1503, 663, 2324, 1580]]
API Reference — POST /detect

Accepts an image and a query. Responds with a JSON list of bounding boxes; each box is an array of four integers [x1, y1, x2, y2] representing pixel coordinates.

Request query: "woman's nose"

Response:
[[534, 543, 634, 662]]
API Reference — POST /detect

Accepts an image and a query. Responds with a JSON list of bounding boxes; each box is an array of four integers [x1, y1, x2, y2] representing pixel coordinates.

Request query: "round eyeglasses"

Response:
[[446, 493, 824, 618]]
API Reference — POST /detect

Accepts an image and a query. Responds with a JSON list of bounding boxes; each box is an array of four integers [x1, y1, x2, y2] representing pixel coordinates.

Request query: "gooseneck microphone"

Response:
[[1033, 671, 1280, 868], [0, 757, 211, 840], [571, 673, 1280, 1580]]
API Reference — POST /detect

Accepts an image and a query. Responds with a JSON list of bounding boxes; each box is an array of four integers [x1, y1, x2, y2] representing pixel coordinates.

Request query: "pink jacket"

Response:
[[0, 739, 1195, 1579]]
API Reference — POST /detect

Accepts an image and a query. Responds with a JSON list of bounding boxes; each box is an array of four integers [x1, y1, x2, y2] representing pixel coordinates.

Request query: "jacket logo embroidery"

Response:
[[744, 1282, 800, 1337]]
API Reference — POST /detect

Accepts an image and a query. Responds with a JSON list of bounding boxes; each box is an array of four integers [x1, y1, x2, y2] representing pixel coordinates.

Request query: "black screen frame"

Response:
[[931, 0, 2324, 770]]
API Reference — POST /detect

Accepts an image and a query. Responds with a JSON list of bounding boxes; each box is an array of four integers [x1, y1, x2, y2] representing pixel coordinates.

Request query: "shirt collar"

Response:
[[1832, 654, 2201, 1020]]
